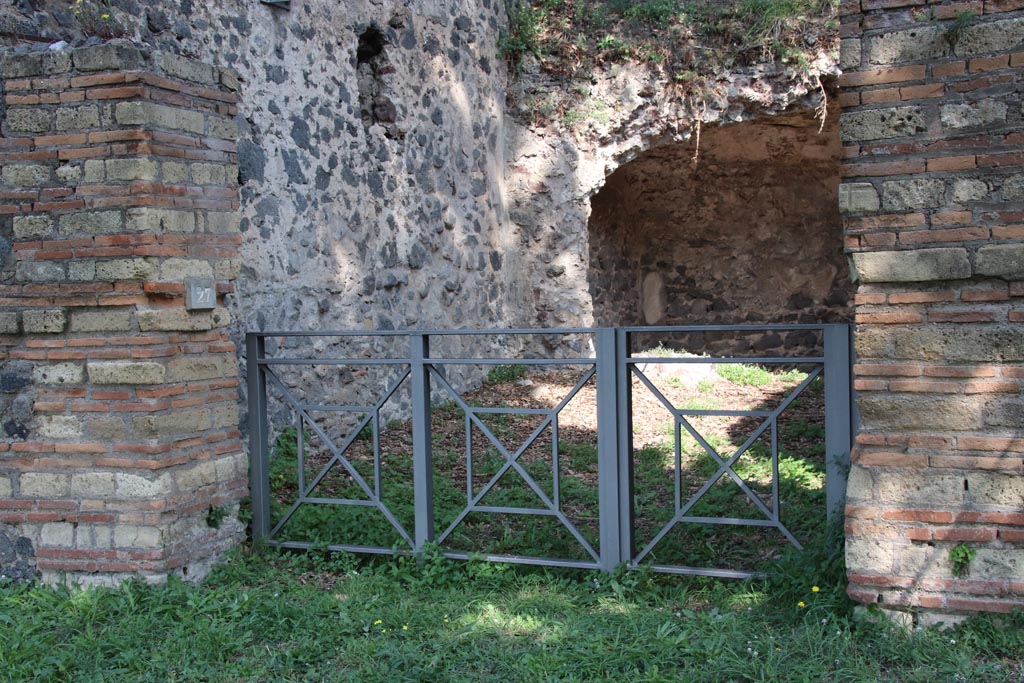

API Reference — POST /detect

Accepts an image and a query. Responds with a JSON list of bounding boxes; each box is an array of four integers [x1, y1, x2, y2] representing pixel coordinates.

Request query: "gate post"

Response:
[[409, 333, 435, 552], [595, 328, 621, 572], [823, 325, 853, 524], [246, 333, 271, 541]]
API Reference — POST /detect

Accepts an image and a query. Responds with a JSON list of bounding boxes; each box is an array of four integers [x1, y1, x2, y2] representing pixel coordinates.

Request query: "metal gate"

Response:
[[247, 325, 852, 578]]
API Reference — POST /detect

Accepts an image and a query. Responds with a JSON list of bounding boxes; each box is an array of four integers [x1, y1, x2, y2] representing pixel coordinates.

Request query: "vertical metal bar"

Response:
[[674, 420, 682, 513], [552, 417, 560, 510], [823, 324, 852, 525], [373, 410, 381, 497], [246, 333, 270, 541], [616, 328, 635, 565], [296, 414, 305, 496], [465, 413, 473, 500], [595, 328, 620, 572], [771, 417, 779, 522], [410, 333, 434, 551]]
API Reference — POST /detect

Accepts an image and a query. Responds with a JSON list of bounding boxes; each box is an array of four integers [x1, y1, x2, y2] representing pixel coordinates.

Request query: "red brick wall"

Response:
[[0, 42, 245, 584], [840, 0, 1024, 621]]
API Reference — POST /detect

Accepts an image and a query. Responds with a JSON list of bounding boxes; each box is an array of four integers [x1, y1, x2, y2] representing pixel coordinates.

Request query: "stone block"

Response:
[[136, 307, 229, 331], [2, 165, 51, 186], [114, 473, 172, 499], [852, 248, 969, 283], [1002, 175, 1024, 202], [55, 105, 100, 131], [95, 258, 159, 281], [76, 525, 113, 550], [208, 117, 239, 141], [40, 522, 74, 547], [895, 543, 948, 577], [36, 415, 83, 440], [206, 212, 240, 234], [968, 473, 1024, 507], [22, 308, 66, 334], [839, 38, 861, 70], [72, 40, 147, 72], [115, 101, 204, 135], [846, 465, 874, 503], [60, 210, 125, 236], [954, 18, 1024, 57], [19, 473, 70, 497], [969, 548, 1023, 581], [13, 216, 53, 239], [892, 325, 1024, 362], [126, 208, 196, 233], [16, 261, 65, 283], [840, 107, 925, 143], [175, 460, 217, 492], [56, 164, 82, 183], [941, 100, 1007, 130], [0, 476, 11, 498], [114, 525, 163, 548], [867, 26, 944, 64], [212, 402, 239, 429], [106, 158, 159, 181], [158, 258, 214, 280], [33, 362, 84, 385], [85, 416, 127, 440], [846, 536, 895, 573], [976, 244, 1024, 278], [166, 355, 227, 382], [858, 394, 987, 431], [0, 50, 70, 78], [157, 52, 215, 84], [0, 312, 19, 335], [83, 159, 106, 183], [134, 409, 211, 438], [190, 163, 227, 185], [68, 260, 96, 282], [876, 471, 966, 507], [71, 310, 133, 333], [953, 179, 988, 203], [214, 259, 241, 280], [881, 179, 946, 211], [838, 183, 880, 214], [215, 452, 246, 482], [88, 360, 166, 385], [70, 473, 116, 498], [219, 67, 240, 92], [161, 161, 188, 184], [6, 108, 51, 133]]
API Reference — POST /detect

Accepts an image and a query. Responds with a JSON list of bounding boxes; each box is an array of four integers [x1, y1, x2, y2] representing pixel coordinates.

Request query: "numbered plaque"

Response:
[[185, 277, 217, 311]]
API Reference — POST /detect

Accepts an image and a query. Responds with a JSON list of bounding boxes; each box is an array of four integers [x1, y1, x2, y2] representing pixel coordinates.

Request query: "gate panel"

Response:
[[246, 325, 852, 577]]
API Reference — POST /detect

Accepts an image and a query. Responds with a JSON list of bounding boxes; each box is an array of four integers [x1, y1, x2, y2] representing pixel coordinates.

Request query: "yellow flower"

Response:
[[797, 601, 806, 608], [811, 586, 820, 593], [402, 624, 408, 631], [100, 13, 109, 18], [373, 619, 382, 625]]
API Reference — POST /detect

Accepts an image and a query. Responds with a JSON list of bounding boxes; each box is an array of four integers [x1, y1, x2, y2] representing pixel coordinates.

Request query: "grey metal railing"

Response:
[[246, 325, 853, 578]]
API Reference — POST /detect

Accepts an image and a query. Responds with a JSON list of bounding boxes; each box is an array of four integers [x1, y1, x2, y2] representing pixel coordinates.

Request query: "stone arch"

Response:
[[586, 110, 852, 353]]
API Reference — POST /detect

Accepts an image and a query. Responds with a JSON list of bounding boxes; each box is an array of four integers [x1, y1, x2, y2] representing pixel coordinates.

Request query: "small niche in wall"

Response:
[[356, 26, 399, 137]]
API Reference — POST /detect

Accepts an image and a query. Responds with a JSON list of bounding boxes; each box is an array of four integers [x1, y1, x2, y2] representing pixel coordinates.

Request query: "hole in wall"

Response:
[[963, 478, 969, 491], [587, 109, 851, 354], [356, 25, 399, 136]]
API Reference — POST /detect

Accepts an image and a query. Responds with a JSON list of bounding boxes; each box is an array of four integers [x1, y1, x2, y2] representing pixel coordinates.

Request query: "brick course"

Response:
[[0, 41, 244, 584], [841, 3, 1024, 621]]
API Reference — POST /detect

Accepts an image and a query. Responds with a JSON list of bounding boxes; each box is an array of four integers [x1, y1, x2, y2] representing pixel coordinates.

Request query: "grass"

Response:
[[2, 548, 1022, 682], [716, 363, 806, 387], [501, 0, 838, 126]]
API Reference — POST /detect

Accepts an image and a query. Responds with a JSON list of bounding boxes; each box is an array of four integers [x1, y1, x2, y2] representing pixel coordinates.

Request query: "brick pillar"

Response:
[[0, 40, 245, 584], [839, 2, 1024, 622]]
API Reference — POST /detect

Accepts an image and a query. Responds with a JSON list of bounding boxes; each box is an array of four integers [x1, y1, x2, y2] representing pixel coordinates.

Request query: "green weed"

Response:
[[486, 364, 528, 385]]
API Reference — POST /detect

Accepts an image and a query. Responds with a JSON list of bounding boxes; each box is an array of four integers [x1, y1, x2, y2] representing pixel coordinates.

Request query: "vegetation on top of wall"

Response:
[[501, 0, 838, 98]]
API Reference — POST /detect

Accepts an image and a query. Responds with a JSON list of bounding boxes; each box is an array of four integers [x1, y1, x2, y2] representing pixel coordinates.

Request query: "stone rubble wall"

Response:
[[0, 42, 245, 584], [840, 0, 1024, 622]]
